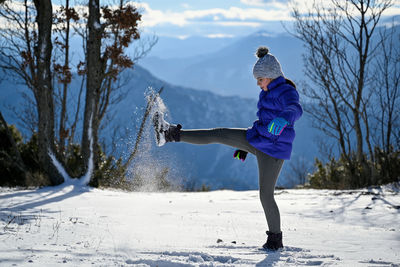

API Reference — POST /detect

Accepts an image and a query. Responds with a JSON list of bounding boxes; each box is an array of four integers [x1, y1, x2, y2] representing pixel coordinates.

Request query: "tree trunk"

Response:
[[353, 108, 364, 161], [58, 0, 71, 155], [81, 0, 102, 185], [33, 0, 63, 185]]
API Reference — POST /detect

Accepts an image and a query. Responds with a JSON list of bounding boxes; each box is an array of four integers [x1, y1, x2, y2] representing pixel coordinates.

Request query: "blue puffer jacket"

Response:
[[246, 76, 303, 160]]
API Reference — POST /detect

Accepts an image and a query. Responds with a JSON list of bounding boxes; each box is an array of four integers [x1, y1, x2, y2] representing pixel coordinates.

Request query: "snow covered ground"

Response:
[[0, 183, 399, 266]]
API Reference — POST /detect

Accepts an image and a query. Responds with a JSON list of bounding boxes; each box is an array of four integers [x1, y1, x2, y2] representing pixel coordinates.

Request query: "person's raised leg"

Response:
[[152, 112, 254, 154], [180, 128, 257, 154]]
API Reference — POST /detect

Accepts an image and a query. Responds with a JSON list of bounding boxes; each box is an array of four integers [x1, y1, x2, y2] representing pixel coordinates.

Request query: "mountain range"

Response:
[[139, 31, 304, 99]]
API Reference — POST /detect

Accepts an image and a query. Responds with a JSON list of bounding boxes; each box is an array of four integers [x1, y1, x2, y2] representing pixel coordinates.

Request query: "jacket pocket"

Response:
[[264, 130, 280, 143]]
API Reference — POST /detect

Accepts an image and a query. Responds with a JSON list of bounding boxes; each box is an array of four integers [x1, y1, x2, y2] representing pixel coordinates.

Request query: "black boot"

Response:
[[262, 231, 283, 251], [165, 124, 182, 143], [152, 111, 182, 146]]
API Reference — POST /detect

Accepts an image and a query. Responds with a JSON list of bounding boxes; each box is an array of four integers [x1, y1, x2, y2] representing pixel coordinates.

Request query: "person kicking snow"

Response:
[[153, 46, 303, 251]]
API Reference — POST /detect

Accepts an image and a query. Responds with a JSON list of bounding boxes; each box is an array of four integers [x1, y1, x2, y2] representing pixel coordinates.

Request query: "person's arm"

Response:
[[277, 88, 303, 125], [256, 88, 302, 137]]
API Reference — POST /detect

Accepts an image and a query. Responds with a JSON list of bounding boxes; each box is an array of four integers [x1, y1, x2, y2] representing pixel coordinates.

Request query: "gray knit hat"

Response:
[[252, 46, 284, 79]]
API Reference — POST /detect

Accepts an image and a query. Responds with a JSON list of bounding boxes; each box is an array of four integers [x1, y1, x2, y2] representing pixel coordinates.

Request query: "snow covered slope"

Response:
[[0, 184, 399, 266]]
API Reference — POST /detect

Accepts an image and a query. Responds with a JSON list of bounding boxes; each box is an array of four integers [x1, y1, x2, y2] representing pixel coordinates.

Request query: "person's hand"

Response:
[[234, 150, 248, 162], [267, 117, 288, 136]]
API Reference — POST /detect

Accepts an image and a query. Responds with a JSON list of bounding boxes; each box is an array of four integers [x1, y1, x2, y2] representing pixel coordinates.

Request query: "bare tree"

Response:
[[1, 0, 152, 186], [0, 1, 37, 105], [80, 0, 102, 183], [372, 23, 400, 153], [32, 0, 64, 184], [52, 0, 80, 154], [81, 0, 146, 185], [291, 0, 393, 166], [0, 0, 63, 184]]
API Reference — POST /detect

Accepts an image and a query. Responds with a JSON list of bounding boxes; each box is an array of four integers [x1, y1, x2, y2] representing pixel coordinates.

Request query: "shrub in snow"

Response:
[[308, 148, 400, 189]]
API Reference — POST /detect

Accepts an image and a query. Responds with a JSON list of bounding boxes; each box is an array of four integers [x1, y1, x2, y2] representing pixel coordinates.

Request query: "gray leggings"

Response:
[[180, 128, 284, 233]]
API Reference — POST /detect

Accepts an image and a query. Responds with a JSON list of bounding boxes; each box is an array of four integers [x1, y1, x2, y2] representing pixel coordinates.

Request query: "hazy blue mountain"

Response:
[[139, 31, 305, 99], [0, 65, 318, 190]]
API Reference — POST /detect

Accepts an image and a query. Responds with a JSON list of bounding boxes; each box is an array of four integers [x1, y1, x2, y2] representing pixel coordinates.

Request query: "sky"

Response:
[[3, 1, 399, 39], [131, 0, 400, 39], [132, 0, 298, 38]]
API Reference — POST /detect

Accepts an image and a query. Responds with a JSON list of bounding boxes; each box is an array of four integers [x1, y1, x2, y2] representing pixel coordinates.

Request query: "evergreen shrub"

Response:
[[308, 148, 400, 189]]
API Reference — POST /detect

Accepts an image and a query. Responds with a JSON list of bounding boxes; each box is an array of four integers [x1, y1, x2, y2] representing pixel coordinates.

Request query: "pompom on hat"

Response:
[[252, 46, 284, 80]]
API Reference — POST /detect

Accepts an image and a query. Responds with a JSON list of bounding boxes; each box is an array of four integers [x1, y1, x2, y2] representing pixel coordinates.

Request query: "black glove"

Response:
[[233, 150, 248, 162]]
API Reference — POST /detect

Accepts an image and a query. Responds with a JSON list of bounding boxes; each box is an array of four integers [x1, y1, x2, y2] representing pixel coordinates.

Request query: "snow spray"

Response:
[[125, 87, 181, 192]]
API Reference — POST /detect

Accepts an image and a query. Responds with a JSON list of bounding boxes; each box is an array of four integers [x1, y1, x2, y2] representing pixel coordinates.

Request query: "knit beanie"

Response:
[[252, 47, 284, 79]]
